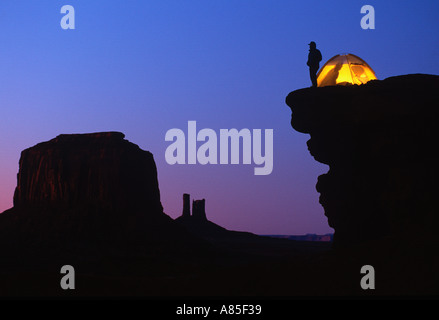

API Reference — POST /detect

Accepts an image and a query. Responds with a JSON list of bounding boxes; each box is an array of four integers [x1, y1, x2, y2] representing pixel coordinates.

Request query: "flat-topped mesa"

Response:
[[286, 74, 439, 247], [0, 132, 216, 261], [13, 131, 163, 215], [53, 131, 126, 142]]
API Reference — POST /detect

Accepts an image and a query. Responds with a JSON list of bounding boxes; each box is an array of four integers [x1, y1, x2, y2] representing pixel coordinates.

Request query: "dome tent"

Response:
[[317, 54, 377, 87]]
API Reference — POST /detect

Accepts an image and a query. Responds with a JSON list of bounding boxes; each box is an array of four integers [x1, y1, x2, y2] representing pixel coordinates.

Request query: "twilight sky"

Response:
[[0, 1, 438, 235]]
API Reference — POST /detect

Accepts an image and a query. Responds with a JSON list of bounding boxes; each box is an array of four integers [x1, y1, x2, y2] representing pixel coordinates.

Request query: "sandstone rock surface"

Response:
[[286, 74, 439, 246]]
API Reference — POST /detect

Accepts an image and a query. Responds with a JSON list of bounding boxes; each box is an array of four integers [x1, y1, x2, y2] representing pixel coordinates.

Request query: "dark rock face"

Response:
[[176, 194, 230, 237], [192, 199, 207, 221], [0, 132, 199, 259], [175, 194, 257, 240], [286, 74, 439, 246], [13, 132, 163, 215], [177, 194, 207, 221], [182, 193, 191, 217]]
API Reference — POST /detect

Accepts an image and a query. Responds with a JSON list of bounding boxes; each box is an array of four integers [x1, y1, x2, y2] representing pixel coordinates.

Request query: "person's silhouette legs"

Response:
[[310, 66, 318, 87]]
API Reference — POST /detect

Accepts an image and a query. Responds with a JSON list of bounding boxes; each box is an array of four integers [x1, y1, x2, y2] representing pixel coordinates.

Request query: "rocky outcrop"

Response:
[[0, 132, 202, 259], [13, 132, 163, 215], [177, 194, 207, 221], [176, 194, 236, 237], [182, 193, 191, 217], [192, 199, 207, 221], [286, 74, 439, 247]]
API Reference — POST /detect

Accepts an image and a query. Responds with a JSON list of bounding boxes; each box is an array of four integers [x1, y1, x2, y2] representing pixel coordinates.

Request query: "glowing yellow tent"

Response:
[[317, 54, 377, 87]]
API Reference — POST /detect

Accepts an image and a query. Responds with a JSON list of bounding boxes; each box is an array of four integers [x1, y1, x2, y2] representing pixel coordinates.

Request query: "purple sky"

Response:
[[1, 1, 438, 235]]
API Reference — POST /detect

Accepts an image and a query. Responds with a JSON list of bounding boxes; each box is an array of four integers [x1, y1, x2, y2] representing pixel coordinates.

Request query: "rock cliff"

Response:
[[286, 74, 439, 246], [13, 132, 163, 214], [0, 132, 201, 259]]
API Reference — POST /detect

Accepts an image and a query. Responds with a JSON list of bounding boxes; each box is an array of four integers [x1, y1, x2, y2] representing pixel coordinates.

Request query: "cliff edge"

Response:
[[286, 74, 439, 247]]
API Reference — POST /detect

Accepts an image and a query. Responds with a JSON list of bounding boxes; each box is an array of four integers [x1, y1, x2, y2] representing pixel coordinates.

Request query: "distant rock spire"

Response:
[[178, 194, 208, 221], [192, 199, 207, 221], [182, 193, 191, 217]]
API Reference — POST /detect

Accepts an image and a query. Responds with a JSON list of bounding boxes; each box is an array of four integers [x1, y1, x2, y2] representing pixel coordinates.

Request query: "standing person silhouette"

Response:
[[307, 41, 322, 87]]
